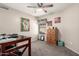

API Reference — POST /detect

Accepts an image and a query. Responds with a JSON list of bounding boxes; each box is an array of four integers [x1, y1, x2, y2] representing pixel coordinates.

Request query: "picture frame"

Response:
[[54, 17, 61, 23], [21, 17, 30, 31], [47, 21, 52, 26]]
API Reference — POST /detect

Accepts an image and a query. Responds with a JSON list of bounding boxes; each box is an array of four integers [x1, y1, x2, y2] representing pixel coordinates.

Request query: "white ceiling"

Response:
[[2, 3, 72, 17]]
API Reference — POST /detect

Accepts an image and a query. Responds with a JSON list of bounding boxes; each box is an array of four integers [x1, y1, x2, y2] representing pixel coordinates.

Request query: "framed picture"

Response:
[[21, 17, 30, 31], [47, 21, 52, 26], [54, 17, 61, 23]]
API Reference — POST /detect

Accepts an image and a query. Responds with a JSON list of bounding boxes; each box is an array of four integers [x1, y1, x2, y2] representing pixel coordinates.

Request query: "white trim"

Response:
[[65, 45, 79, 55]]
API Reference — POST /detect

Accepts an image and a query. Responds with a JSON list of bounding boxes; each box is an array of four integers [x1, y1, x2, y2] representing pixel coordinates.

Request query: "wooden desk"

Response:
[[0, 36, 31, 56]]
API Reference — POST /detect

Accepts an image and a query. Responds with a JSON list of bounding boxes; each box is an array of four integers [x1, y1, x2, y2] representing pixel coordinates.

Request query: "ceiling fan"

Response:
[[27, 3, 53, 13]]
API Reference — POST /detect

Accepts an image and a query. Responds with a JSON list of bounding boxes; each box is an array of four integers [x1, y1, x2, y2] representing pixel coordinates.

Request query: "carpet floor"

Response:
[[22, 40, 79, 56]]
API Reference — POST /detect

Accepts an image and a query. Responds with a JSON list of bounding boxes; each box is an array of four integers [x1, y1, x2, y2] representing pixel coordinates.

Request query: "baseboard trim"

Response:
[[65, 45, 79, 55]]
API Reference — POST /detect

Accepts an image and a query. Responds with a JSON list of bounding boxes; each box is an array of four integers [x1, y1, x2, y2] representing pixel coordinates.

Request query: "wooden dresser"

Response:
[[47, 27, 58, 45]]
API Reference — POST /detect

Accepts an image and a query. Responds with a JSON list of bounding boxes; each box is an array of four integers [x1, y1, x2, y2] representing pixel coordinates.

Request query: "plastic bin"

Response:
[[58, 40, 64, 47]]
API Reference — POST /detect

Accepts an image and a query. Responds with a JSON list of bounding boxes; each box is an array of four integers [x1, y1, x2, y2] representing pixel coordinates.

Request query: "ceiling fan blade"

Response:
[[42, 8, 47, 13], [42, 4, 53, 8], [0, 3, 9, 10], [0, 7, 9, 10], [27, 6, 38, 8]]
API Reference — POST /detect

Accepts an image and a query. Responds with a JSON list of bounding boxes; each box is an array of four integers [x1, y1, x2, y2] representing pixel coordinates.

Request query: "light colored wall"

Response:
[[39, 4, 79, 54], [0, 8, 38, 42]]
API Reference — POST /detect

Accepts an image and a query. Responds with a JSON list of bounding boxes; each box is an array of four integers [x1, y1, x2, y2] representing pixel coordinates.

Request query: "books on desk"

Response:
[[0, 34, 18, 40], [0, 38, 17, 44]]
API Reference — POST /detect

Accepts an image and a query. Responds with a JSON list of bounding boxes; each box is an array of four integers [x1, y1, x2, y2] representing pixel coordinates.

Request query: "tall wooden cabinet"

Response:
[[47, 27, 58, 45]]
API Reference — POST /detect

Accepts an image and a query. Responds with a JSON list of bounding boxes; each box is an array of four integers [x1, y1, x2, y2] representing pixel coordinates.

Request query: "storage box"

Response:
[[58, 40, 64, 47]]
